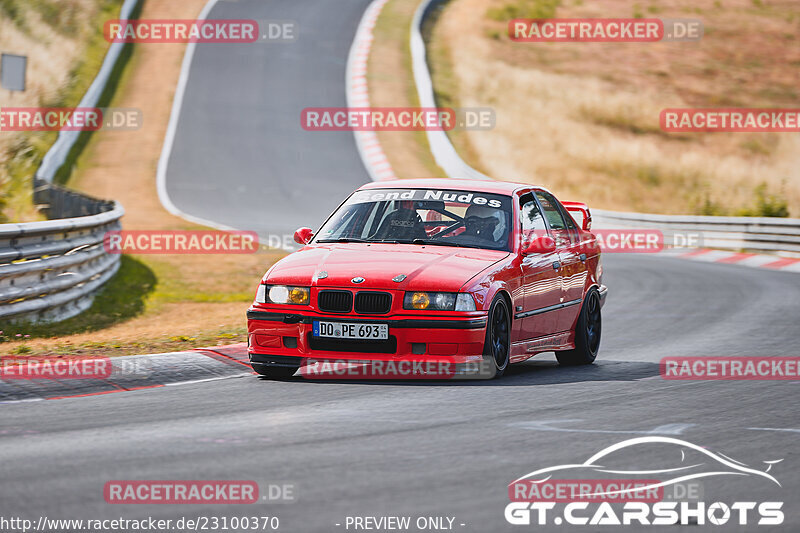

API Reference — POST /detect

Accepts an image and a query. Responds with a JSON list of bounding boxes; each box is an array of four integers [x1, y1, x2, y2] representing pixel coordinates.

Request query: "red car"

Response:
[[247, 179, 606, 379]]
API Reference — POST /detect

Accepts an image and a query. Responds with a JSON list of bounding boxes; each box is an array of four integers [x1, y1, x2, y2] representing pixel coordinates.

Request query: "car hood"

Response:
[[264, 243, 510, 292]]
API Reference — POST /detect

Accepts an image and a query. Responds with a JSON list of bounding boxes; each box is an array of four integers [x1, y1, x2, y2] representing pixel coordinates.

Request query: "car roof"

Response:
[[358, 178, 538, 196]]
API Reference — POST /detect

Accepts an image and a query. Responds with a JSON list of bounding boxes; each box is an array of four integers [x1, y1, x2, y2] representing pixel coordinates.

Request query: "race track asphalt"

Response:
[[161, 0, 375, 238], [2, 254, 799, 532], [1, 0, 798, 531]]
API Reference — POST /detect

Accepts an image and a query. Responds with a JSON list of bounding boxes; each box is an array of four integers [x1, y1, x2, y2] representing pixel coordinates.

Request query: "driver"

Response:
[[463, 204, 507, 245]]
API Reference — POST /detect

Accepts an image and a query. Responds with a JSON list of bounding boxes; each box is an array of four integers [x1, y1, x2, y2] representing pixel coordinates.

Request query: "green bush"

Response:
[[0, 0, 26, 31], [741, 183, 790, 217]]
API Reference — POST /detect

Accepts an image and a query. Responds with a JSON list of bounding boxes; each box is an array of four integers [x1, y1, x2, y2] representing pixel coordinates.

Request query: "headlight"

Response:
[[403, 292, 475, 311], [261, 285, 310, 305]]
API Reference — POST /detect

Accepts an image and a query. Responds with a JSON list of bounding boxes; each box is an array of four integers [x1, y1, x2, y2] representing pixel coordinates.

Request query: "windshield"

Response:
[[314, 188, 513, 251]]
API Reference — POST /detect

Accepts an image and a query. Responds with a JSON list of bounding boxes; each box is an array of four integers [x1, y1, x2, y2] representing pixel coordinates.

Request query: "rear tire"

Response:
[[482, 295, 511, 379], [556, 288, 601, 366], [252, 364, 299, 379]]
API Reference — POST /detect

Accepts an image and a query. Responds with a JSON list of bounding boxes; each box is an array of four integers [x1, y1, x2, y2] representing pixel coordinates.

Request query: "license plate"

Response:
[[313, 321, 388, 340]]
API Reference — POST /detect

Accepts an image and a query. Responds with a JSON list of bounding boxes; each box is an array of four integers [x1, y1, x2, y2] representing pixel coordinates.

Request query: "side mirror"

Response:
[[562, 202, 592, 231], [522, 234, 556, 255], [294, 227, 314, 245]]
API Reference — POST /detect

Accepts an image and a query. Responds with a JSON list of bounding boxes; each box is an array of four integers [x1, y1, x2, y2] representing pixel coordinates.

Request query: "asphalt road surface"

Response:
[[3, 0, 798, 531], [2, 255, 799, 532], [162, 0, 374, 238]]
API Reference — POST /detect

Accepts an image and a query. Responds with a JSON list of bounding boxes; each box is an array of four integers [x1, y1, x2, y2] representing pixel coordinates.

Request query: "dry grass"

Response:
[[0, 0, 112, 222], [0, 0, 97, 106], [428, 0, 800, 215]]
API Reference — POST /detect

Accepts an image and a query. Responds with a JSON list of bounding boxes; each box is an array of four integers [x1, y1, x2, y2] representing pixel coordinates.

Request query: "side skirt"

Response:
[[510, 331, 574, 363]]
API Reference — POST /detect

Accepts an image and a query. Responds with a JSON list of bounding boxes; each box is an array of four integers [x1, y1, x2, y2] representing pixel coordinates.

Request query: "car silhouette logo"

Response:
[[511, 436, 782, 499], [351, 277, 365, 284]]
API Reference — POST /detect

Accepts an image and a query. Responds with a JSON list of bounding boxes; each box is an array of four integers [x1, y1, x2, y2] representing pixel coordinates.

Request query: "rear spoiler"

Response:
[[561, 201, 592, 231]]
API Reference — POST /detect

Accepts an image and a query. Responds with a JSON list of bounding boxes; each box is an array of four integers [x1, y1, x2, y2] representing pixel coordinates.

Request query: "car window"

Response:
[[534, 191, 573, 246], [314, 188, 514, 251], [519, 193, 547, 246]]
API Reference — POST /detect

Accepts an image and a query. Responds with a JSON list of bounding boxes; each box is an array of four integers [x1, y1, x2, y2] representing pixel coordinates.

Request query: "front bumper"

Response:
[[246, 309, 487, 364]]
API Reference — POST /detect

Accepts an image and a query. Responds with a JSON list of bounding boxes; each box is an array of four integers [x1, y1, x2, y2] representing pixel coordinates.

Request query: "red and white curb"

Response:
[[0, 344, 252, 403], [346, 0, 396, 182], [660, 247, 800, 273]]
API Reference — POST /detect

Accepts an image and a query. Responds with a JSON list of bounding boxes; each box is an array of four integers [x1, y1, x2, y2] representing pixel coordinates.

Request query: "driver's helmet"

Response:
[[464, 204, 506, 243]]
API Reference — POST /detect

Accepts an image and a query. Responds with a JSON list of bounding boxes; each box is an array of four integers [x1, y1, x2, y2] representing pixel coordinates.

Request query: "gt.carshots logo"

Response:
[[505, 437, 784, 527]]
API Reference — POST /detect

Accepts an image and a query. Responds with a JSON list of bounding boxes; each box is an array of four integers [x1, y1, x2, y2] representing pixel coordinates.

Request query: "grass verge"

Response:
[[368, 0, 447, 178]]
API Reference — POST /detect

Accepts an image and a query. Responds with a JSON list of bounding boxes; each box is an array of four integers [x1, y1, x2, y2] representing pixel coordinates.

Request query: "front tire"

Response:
[[556, 288, 601, 366], [482, 295, 511, 379]]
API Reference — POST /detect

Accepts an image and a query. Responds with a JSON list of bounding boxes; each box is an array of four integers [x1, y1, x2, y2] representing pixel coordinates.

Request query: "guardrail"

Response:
[[410, 0, 800, 256], [0, 181, 123, 323], [591, 210, 800, 254]]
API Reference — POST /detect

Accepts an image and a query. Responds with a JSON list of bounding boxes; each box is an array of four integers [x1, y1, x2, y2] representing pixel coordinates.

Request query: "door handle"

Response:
[[579, 253, 587, 262], [552, 261, 561, 270]]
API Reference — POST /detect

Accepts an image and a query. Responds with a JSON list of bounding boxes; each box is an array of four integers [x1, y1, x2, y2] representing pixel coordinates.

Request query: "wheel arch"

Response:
[[480, 281, 513, 313]]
